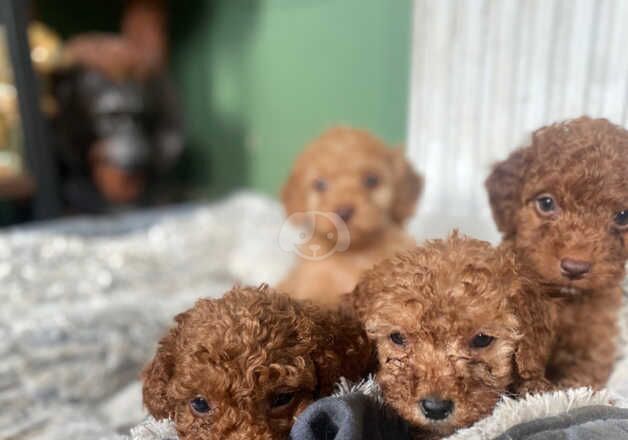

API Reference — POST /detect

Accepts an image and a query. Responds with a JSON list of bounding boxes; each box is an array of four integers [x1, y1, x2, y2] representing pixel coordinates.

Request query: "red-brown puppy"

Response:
[[486, 116, 628, 388], [349, 234, 554, 438], [142, 285, 372, 440]]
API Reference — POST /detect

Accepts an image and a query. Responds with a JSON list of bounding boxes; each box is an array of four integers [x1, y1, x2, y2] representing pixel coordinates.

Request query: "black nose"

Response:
[[560, 258, 592, 279], [419, 398, 454, 420], [335, 205, 355, 222]]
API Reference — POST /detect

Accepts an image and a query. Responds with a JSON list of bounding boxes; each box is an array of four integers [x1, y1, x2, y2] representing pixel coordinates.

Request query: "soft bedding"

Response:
[[1, 192, 627, 439]]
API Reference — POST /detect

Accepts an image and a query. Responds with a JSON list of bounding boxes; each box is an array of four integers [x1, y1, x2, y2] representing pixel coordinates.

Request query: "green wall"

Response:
[[38, 0, 413, 198], [171, 0, 412, 196]]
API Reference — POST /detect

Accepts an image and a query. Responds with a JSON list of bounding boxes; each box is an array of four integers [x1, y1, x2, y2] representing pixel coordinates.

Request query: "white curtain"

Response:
[[406, 0, 628, 242]]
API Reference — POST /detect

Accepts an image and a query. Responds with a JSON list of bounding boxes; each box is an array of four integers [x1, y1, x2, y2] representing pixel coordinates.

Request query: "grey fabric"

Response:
[[290, 392, 412, 440], [495, 406, 628, 440]]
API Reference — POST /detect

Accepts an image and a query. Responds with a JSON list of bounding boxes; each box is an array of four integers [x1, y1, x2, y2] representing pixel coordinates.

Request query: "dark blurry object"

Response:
[[51, 67, 183, 212], [47, 0, 183, 212]]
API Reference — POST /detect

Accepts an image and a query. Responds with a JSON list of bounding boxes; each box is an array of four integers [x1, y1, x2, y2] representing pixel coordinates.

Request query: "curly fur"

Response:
[[486, 116, 628, 388], [279, 126, 423, 305], [348, 233, 555, 438], [141, 285, 373, 440]]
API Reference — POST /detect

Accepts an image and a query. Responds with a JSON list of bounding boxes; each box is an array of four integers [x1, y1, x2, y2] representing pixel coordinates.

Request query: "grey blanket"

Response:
[[495, 405, 628, 440], [291, 400, 628, 440], [289, 385, 628, 440]]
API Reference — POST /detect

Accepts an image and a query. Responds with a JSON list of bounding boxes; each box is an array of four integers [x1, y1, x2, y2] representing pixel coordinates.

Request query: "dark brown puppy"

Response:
[[142, 285, 372, 440], [349, 234, 554, 438], [486, 116, 628, 388]]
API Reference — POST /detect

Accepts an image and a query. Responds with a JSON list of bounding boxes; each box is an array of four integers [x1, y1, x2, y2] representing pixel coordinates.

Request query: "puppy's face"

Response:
[[142, 288, 323, 440], [282, 127, 422, 247], [515, 161, 627, 293], [301, 152, 396, 247], [168, 355, 316, 440], [487, 118, 628, 294], [351, 236, 521, 436]]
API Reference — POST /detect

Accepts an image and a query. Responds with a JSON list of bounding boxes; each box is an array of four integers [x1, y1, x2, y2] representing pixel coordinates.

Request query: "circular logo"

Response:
[[279, 211, 351, 261]]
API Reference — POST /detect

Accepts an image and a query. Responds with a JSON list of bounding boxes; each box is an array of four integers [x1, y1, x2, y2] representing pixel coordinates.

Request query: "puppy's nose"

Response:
[[419, 397, 454, 420], [560, 258, 592, 279], [335, 205, 355, 222]]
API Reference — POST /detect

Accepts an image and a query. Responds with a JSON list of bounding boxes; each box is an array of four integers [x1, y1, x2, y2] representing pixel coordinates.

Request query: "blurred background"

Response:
[[2, 0, 626, 242], [0, 0, 411, 225]]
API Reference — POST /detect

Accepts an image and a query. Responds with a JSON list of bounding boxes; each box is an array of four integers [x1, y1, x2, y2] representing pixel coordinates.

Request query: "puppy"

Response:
[[348, 234, 554, 438], [279, 126, 423, 305], [486, 116, 628, 388], [142, 285, 373, 440]]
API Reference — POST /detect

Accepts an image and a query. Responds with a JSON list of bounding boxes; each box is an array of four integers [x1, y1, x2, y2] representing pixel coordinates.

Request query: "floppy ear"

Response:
[[141, 313, 185, 420], [280, 165, 308, 222], [510, 280, 555, 394], [485, 148, 531, 237], [309, 306, 374, 395], [344, 277, 374, 324], [390, 149, 423, 225]]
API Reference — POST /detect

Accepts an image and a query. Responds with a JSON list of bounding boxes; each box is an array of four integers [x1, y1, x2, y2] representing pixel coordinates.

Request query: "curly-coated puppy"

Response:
[[279, 126, 423, 306], [348, 234, 554, 438], [142, 285, 373, 440], [486, 116, 628, 388]]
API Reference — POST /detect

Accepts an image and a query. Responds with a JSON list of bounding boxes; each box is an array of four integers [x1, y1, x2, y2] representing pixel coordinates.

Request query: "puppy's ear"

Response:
[[141, 313, 185, 420], [345, 277, 372, 323], [390, 148, 423, 225], [309, 306, 374, 395], [281, 165, 307, 223], [485, 148, 531, 237], [511, 280, 555, 393]]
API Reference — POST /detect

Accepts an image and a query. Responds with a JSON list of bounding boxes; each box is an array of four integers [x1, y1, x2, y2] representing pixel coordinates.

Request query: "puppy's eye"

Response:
[[269, 391, 295, 409], [535, 194, 558, 216], [190, 396, 212, 415], [389, 332, 406, 346], [268, 390, 301, 418], [614, 210, 628, 228], [470, 333, 495, 349], [312, 178, 328, 192], [363, 173, 380, 189]]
